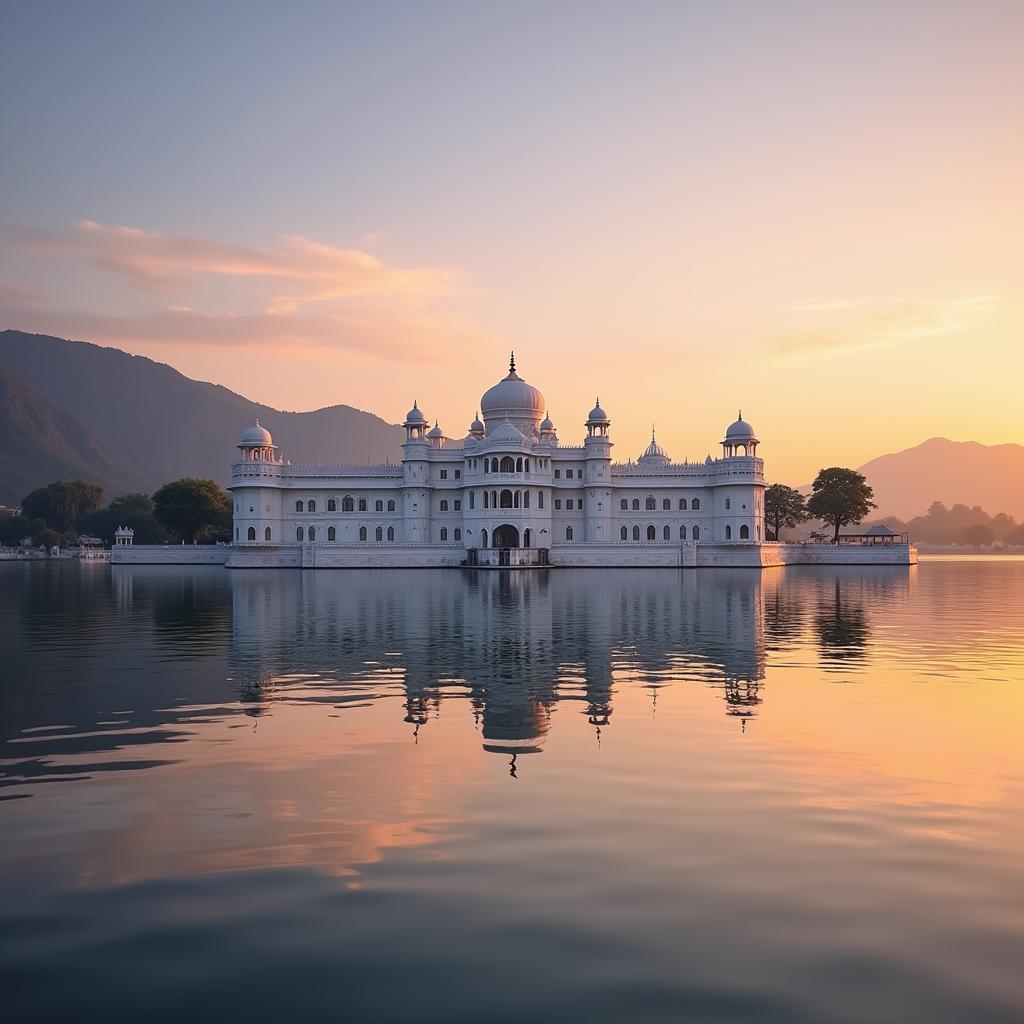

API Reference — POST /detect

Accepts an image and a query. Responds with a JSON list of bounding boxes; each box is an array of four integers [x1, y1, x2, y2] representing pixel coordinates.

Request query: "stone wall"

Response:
[[111, 545, 229, 565]]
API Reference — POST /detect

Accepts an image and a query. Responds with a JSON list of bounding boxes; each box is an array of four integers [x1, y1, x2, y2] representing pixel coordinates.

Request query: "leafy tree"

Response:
[[0, 514, 43, 546], [153, 478, 232, 544], [906, 501, 1017, 544], [961, 523, 995, 546], [764, 483, 809, 541], [806, 467, 876, 543], [36, 528, 62, 550], [21, 480, 104, 533], [1006, 523, 1024, 547], [77, 493, 168, 545]]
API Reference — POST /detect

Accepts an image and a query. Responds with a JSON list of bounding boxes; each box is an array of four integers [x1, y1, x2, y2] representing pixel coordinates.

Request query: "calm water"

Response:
[[2, 559, 1024, 1023]]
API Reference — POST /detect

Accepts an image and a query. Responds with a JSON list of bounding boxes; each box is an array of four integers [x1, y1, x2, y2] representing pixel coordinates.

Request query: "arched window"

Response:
[[481, 529, 488, 548], [566, 526, 573, 541], [679, 498, 687, 510], [484, 491, 489, 509], [295, 500, 304, 512], [387, 526, 395, 542], [387, 499, 395, 512], [247, 526, 256, 541], [500, 456, 515, 473], [236, 527, 239, 541], [469, 492, 475, 510], [441, 527, 448, 541], [513, 490, 520, 509], [265, 527, 272, 541], [307, 500, 316, 513], [342, 496, 354, 512], [501, 489, 514, 508], [646, 496, 656, 510], [740, 524, 750, 540], [358, 498, 367, 512], [693, 525, 700, 541], [296, 526, 304, 542], [440, 499, 449, 512], [663, 525, 670, 540], [726, 525, 732, 540], [620, 526, 628, 540], [516, 457, 523, 472], [663, 498, 671, 510], [375, 499, 383, 512], [524, 490, 530, 509], [484, 460, 489, 474], [375, 526, 383, 542], [306, 526, 314, 542], [692, 498, 700, 511], [327, 498, 337, 512], [524, 459, 530, 472], [538, 491, 544, 509], [359, 526, 367, 542], [454, 528, 461, 541], [491, 458, 498, 473], [328, 526, 336, 541], [632, 498, 640, 511], [679, 525, 686, 540], [620, 499, 628, 510], [633, 525, 640, 541], [647, 524, 656, 541]]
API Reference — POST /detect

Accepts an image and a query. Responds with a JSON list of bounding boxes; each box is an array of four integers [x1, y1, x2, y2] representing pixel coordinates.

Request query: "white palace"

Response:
[[224, 355, 775, 569]]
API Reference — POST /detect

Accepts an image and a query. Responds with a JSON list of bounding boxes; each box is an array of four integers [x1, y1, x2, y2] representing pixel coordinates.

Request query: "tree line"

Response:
[[0, 478, 232, 549], [765, 468, 876, 543]]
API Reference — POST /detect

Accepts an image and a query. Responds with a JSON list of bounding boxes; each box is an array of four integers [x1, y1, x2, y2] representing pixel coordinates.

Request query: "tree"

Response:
[[961, 523, 995, 547], [0, 514, 42, 547], [21, 480, 104, 533], [806, 467, 876, 543], [77, 493, 168, 545], [36, 528, 62, 550], [153, 478, 232, 544], [764, 483, 808, 541], [1006, 523, 1024, 547]]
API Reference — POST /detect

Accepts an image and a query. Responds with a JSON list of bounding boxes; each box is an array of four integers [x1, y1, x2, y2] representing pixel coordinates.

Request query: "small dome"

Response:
[[487, 421, 527, 444], [405, 401, 426, 424], [470, 411, 485, 434], [638, 428, 670, 466], [539, 412, 555, 432], [427, 422, 444, 439], [240, 420, 273, 446], [586, 398, 609, 423], [725, 411, 756, 440]]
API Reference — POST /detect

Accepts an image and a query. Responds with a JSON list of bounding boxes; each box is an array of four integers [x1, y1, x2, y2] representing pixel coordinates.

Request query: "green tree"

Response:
[[961, 523, 995, 546], [0, 514, 42, 546], [77, 493, 168, 545], [153, 478, 232, 544], [764, 483, 809, 541], [36, 528, 62, 550], [806, 467, 876, 543], [21, 480, 104, 533]]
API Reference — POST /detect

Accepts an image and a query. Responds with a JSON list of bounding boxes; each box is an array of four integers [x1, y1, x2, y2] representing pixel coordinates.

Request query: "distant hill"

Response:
[[854, 438, 1024, 521], [0, 330, 406, 502], [0, 368, 148, 504]]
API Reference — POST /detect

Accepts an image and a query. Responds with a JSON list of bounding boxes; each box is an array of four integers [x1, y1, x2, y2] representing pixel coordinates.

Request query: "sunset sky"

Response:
[[1, 0, 1022, 482]]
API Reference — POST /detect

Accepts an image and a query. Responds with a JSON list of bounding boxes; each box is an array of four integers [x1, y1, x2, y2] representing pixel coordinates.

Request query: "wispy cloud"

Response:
[[770, 294, 997, 358], [7, 220, 461, 311]]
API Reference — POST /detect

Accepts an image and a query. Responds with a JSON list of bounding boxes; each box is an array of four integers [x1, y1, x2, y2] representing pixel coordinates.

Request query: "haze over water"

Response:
[[2, 559, 1024, 1022]]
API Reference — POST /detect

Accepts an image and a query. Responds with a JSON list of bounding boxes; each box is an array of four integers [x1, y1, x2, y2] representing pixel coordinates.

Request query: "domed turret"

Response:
[[404, 400, 428, 441], [470, 411, 485, 436], [427, 422, 445, 447], [487, 420, 527, 445], [405, 400, 426, 425], [480, 352, 545, 435], [638, 427, 670, 467], [238, 419, 277, 462], [585, 397, 610, 438], [722, 411, 758, 457]]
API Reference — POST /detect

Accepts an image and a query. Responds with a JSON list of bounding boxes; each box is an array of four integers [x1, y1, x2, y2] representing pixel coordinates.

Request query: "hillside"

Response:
[[855, 438, 1024, 521], [0, 330, 406, 498], [0, 368, 148, 504]]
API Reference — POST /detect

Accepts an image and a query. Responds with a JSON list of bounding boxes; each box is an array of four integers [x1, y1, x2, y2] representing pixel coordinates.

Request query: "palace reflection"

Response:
[[228, 568, 781, 758]]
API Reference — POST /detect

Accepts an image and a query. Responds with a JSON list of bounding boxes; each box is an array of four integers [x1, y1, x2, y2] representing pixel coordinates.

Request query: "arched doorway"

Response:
[[492, 524, 520, 548]]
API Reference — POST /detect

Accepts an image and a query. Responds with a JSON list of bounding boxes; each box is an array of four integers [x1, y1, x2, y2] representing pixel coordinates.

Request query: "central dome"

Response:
[[480, 353, 545, 435]]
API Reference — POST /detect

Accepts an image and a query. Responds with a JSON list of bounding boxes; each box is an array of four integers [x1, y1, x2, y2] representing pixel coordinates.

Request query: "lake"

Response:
[[2, 559, 1023, 1023]]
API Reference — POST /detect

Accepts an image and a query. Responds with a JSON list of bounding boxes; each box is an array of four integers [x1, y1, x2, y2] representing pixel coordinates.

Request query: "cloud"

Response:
[[770, 294, 997, 358], [7, 220, 461, 307]]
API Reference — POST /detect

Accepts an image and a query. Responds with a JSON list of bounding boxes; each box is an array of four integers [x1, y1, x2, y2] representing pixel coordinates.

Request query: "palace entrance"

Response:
[[492, 524, 520, 549]]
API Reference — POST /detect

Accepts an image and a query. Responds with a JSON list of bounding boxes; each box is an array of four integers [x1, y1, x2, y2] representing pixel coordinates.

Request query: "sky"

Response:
[[1, 0, 1022, 483]]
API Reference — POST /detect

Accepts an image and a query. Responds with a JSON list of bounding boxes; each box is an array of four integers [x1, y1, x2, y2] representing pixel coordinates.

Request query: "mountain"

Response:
[[0, 330, 406, 501], [0, 368, 148, 504], [855, 438, 1024, 521]]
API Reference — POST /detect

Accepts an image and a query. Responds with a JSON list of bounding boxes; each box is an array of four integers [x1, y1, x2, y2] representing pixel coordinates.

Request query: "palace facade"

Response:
[[226, 355, 767, 568]]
